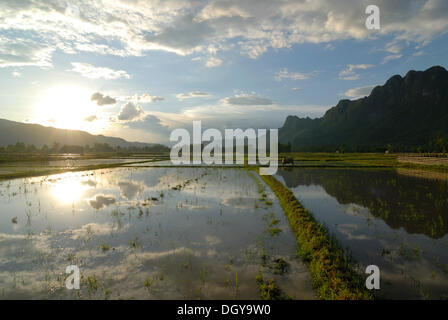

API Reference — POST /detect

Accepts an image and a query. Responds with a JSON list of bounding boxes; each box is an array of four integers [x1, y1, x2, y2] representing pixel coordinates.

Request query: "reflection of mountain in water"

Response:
[[278, 168, 448, 239]]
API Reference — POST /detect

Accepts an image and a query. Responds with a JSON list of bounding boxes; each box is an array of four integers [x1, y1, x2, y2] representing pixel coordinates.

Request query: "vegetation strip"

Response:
[[0, 160, 158, 181], [256, 169, 373, 300]]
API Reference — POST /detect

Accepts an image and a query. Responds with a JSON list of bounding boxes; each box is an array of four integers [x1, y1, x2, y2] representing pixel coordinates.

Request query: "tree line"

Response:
[[0, 142, 169, 154]]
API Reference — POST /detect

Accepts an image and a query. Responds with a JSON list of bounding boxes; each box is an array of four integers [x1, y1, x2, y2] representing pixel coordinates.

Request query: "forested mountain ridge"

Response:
[[279, 66, 448, 152]]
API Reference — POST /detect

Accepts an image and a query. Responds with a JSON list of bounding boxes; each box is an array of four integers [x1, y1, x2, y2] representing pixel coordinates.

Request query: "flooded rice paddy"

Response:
[[276, 168, 448, 299], [0, 167, 314, 299], [1, 163, 447, 300]]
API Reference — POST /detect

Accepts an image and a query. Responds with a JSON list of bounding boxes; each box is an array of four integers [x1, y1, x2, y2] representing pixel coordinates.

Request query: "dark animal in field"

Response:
[[281, 157, 294, 166]]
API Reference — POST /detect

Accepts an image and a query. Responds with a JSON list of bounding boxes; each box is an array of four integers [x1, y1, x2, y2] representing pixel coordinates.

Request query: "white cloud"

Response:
[[205, 56, 222, 68], [176, 91, 212, 101], [105, 100, 330, 144], [0, 0, 445, 66], [117, 102, 144, 121], [195, 2, 251, 22], [344, 85, 375, 99], [339, 64, 374, 80], [69, 62, 130, 80], [84, 115, 98, 122], [137, 94, 164, 103], [222, 94, 274, 106], [12, 71, 21, 77], [91, 92, 117, 106], [239, 40, 268, 59], [292, 87, 301, 91], [384, 42, 401, 54], [275, 68, 314, 81], [0, 36, 53, 68], [382, 54, 403, 64]]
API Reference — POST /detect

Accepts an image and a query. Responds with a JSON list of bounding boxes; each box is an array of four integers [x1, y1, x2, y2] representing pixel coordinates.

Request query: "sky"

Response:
[[0, 0, 448, 145]]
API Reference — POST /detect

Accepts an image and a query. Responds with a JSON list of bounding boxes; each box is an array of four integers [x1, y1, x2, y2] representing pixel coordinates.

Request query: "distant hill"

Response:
[[280, 66, 448, 152], [0, 118, 164, 149]]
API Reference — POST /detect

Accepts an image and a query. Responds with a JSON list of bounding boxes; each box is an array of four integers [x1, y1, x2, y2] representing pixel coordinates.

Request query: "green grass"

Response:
[[256, 169, 373, 300], [279, 152, 398, 167], [399, 161, 448, 173], [255, 272, 291, 300], [0, 160, 157, 181]]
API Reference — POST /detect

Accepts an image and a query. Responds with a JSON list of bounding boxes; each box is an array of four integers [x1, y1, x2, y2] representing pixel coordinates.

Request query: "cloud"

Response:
[[117, 93, 165, 103], [205, 56, 222, 68], [91, 92, 117, 106], [382, 54, 403, 64], [195, 2, 252, 22], [0, 36, 53, 68], [222, 94, 274, 106], [384, 42, 401, 54], [176, 91, 212, 101], [275, 68, 315, 81], [12, 71, 21, 77], [69, 222, 117, 239], [117, 102, 144, 121], [88, 194, 117, 210], [137, 94, 164, 103], [292, 87, 301, 91], [1, 0, 446, 66], [343, 85, 375, 99], [84, 115, 98, 122], [339, 64, 374, 80], [117, 181, 143, 200], [106, 113, 172, 145], [69, 62, 130, 80], [103, 99, 330, 144]]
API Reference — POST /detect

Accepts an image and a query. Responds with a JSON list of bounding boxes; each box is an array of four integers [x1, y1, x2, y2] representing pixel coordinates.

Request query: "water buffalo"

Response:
[[282, 157, 294, 166]]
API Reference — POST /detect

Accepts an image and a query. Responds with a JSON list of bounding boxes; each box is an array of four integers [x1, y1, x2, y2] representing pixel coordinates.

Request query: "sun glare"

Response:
[[34, 85, 103, 131], [50, 176, 89, 204]]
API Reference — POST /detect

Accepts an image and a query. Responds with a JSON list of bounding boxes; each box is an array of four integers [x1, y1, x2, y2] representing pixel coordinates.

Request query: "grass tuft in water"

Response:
[[255, 272, 291, 300]]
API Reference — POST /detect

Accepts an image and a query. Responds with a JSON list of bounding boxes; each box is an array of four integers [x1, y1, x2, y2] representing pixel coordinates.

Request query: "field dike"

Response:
[[255, 169, 373, 300]]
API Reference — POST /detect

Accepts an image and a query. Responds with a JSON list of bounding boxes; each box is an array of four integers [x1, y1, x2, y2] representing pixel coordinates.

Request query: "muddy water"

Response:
[[276, 168, 448, 299], [0, 167, 314, 300]]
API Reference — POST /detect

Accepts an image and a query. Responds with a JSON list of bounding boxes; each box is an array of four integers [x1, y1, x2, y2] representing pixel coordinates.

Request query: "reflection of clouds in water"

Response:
[[117, 181, 144, 199], [0, 233, 27, 241], [370, 254, 448, 299], [205, 235, 221, 246], [138, 172, 161, 188], [293, 185, 329, 200], [178, 203, 209, 211], [220, 197, 256, 209], [88, 194, 116, 210], [67, 222, 126, 239], [337, 223, 372, 241], [81, 180, 97, 187], [127, 247, 199, 264], [0, 167, 317, 299], [344, 203, 370, 218]]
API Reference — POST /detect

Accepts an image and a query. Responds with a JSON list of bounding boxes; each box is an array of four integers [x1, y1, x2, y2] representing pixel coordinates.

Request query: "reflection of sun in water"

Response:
[[50, 174, 90, 204]]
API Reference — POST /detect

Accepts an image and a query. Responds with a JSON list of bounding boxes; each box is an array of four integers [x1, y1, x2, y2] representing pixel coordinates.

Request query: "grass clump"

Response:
[[257, 170, 373, 300], [99, 243, 110, 252], [255, 272, 291, 300], [268, 227, 282, 236], [271, 258, 288, 275]]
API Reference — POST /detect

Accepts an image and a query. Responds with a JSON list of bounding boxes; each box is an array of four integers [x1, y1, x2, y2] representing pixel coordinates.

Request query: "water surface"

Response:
[[276, 168, 448, 299], [0, 167, 314, 300]]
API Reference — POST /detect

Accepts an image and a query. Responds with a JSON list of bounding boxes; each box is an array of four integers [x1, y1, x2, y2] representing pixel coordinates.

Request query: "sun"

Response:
[[34, 85, 103, 131], [49, 173, 91, 204]]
